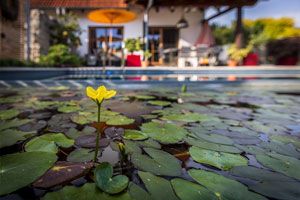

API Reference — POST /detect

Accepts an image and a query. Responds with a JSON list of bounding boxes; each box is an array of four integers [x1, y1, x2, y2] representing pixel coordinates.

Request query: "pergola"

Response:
[[126, 0, 258, 50]]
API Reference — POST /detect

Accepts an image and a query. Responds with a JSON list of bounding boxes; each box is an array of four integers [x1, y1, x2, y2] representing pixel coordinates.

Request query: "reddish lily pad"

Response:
[[75, 134, 110, 148], [19, 120, 47, 132], [33, 161, 93, 188]]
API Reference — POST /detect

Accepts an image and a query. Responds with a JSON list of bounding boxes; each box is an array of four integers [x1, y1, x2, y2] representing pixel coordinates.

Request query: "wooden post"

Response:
[[234, 6, 243, 49]]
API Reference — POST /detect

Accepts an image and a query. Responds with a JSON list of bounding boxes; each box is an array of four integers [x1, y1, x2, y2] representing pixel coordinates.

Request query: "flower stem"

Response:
[[93, 103, 101, 162]]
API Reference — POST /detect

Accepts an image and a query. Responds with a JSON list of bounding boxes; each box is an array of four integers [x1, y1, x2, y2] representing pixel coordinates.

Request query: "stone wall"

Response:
[[29, 9, 53, 62], [0, 0, 26, 60]]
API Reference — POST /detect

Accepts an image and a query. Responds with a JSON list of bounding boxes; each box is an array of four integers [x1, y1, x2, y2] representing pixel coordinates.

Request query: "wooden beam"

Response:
[[204, 6, 234, 22]]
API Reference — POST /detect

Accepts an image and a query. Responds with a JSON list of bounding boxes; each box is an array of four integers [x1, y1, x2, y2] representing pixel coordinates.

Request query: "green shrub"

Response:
[[0, 59, 39, 67], [40, 44, 81, 67]]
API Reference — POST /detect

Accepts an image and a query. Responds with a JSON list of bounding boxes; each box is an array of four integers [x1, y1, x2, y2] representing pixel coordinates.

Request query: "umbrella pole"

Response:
[[108, 25, 113, 67]]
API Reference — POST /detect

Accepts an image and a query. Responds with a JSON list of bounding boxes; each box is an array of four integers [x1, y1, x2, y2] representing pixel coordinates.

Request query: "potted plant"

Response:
[[142, 50, 152, 68], [227, 44, 252, 67], [124, 37, 144, 67]]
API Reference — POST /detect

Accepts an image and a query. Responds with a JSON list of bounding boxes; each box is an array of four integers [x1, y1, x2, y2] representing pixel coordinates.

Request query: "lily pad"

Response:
[[106, 115, 135, 126], [131, 148, 181, 176], [42, 183, 131, 200], [94, 162, 129, 194], [65, 126, 96, 139], [141, 114, 157, 119], [189, 146, 247, 170], [187, 129, 234, 145], [256, 153, 300, 180], [136, 95, 156, 100], [171, 178, 219, 200], [162, 113, 220, 123], [110, 140, 142, 155], [58, 105, 82, 113], [128, 182, 152, 200], [104, 127, 124, 138], [138, 171, 179, 200], [0, 96, 22, 103], [25, 133, 74, 153], [230, 166, 300, 200], [141, 122, 188, 144], [148, 100, 171, 106], [19, 120, 47, 132], [0, 129, 35, 148], [136, 138, 161, 149], [0, 109, 19, 120], [0, 152, 57, 196], [184, 137, 241, 153], [234, 144, 266, 155], [67, 148, 97, 162], [33, 161, 93, 188], [188, 169, 267, 200], [0, 118, 33, 131], [269, 135, 300, 148], [122, 130, 148, 140], [75, 134, 110, 148], [260, 141, 300, 158]]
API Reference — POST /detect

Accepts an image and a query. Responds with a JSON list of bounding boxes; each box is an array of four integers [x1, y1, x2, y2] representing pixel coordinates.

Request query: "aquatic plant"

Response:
[[86, 86, 116, 162]]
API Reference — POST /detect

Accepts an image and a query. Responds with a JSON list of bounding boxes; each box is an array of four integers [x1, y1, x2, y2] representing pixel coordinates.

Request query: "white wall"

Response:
[[45, 7, 204, 57]]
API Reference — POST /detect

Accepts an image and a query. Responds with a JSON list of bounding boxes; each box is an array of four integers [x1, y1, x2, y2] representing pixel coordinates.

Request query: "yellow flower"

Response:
[[86, 86, 116, 104], [119, 142, 125, 152]]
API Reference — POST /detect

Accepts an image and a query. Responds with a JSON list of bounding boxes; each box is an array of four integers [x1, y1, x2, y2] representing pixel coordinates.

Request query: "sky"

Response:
[[206, 0, 300, 27]]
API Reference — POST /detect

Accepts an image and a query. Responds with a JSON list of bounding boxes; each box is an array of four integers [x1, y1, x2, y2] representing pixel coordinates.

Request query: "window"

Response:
[[89, 27, 123, 54]]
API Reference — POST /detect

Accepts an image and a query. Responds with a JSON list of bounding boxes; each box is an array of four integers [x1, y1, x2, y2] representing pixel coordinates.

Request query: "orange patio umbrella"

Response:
[[87, 9, 136, 49]]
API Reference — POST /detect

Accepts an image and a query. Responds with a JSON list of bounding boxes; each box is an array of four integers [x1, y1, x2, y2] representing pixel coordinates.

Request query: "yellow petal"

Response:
[[86, 87, 97, 99], [97, 86, 106, 95], [103, 90, 116, 99], [95, 95, 104, 103]]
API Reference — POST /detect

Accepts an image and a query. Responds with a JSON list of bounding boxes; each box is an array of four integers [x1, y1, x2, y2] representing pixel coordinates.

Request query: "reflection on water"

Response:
[[54, 74, 299, 82]]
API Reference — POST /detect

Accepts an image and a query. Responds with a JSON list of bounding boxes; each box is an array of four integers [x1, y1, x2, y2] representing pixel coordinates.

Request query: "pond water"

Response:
[[0, 86, 300, 200]]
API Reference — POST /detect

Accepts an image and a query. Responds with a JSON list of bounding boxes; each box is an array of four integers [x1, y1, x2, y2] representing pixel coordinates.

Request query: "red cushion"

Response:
[[243, 53, 259, 66]]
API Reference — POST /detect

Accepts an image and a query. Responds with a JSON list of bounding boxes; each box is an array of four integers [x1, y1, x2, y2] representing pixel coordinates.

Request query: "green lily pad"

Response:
[[0, 118, 33, 131], [141, 122, 188, 144], [23, 97, 59, 110], [128, 182, 152, 200], [141, 114, 157, 119], [131, 148, 181, 176], [230, 166, 300, 200], [260, 141, 300, 158], [136, 138, 161, 149], [184, 137, 241, 153], [256, 153, 300, 180], [65, 126, 96, 139], [110, 140, 142, 155], [171, 178, 219, 200], [0, 152, 57, 196], [33, 161, 93, 188], [188, 169, 267, 200], [0, 129, 35, 148], [148, 100, 171, 106], [189, 146, 247, 170], [43, 183, 131, 200], [269, 135, 300, 148], [187, 129, 234, 145], [58, 105, 82, 113], [0, 109, 19, 120], [162, 113, 220, 123], [67, 148, 97, 162], [25, 133, 74, 153], [94, 162, 129, 194], [106, 115, 135, 126], [136, 95, 156, 100], [70, 112, 97, 125], [0, 96, 22, 103], [122, 130, 148, 140], [138, 171, 179, 200], [234, 144, 266, 155]]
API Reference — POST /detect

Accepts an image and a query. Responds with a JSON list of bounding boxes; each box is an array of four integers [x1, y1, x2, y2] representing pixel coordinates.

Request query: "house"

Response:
[[29, 0, 258, 66]]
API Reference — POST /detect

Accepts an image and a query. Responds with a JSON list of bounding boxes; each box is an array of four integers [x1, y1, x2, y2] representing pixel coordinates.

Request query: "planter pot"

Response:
[[227, 60, 237, 67], [244, 53, 259, 66], [126, 55, 141, 67], [141, 61, 149, 68]]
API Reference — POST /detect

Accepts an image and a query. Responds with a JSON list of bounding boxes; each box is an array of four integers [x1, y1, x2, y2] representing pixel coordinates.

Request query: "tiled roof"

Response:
[[30, 0, 127, 8]]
